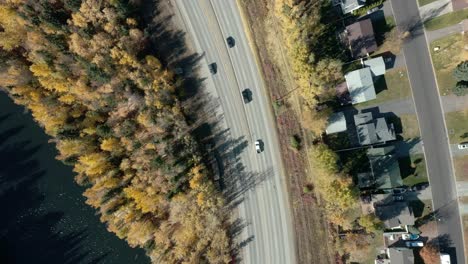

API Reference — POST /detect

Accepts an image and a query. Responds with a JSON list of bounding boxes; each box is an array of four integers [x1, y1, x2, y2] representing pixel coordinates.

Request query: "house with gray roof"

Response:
[[326, 112, 347, 134], [375, 202, 415, 229], [375, 248, 414, 264], [345, 67, 376, 104], [338, 0, 367, 14], [364, 56, 386, 76], [346, 19, 377, 58], [354, 112, 396, 145], [357, 146, 402, 190]]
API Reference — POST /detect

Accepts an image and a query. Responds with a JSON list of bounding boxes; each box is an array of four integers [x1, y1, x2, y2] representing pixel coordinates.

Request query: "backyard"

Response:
[[445, 110, 468, 143], [430, 33, 468, 95]]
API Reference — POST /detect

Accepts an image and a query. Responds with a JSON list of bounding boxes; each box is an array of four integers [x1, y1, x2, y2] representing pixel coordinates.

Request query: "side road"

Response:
[[391, 0, 465, 262]]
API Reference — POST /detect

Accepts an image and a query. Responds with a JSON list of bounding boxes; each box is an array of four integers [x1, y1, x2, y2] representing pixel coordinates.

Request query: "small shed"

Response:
[[364, 56, 386, 76], [325, 112, 347, 134]]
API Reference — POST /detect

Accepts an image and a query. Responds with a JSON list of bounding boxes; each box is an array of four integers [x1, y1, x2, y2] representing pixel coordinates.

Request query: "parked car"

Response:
[[440, 253, 451, 264], [393, 195, 404, 201], [366, 7, 379, 15], [255, 140, 263, 153], [405, 241, 424, 248], [458, 143, 468, 150], [411, 182, 429, 191], [209, 63, 217, 74], [242, 89, 252, 103], [402, 234, 420, 240], [393, 188, 406, 194], [226, 36, 235, 48]]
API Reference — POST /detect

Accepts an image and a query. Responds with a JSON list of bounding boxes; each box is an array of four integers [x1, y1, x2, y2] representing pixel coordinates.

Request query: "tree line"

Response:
[[274, 0, 384, 261], [0, 0, 230, 263]]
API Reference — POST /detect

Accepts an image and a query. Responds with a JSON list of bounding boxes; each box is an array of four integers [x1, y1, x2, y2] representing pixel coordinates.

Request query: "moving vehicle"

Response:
[[242, 89, 252, 103], [405, 241, 423, 248], [226, 36, 235, 48], [255, 140, 263, 153], [209, 63, 217, 74], [458, 143, 468, 150]]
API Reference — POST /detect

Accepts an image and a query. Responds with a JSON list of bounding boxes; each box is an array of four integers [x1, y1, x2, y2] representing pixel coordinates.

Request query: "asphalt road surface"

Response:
[[174, 0, 296, 263], [391, 0, 465, 262]]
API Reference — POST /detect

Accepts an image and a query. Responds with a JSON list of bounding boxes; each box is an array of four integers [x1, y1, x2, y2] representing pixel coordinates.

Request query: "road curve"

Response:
[[174, 0, 296, 263]]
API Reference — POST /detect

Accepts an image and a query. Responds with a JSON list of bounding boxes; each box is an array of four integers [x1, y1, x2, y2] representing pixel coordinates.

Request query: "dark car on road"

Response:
[[226, 36, 235, 48], [209, 63, 217, 74], [242, 89, 252, 103]]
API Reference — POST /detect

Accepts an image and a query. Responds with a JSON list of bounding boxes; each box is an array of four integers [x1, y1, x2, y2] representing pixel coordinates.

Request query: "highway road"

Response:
[[173, 0, 296, 263], [391, 0, 465, 262]]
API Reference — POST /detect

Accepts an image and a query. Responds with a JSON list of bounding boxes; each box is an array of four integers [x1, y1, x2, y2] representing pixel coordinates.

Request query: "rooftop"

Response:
[[375, 202, 415, 229], [364, 56, 386, 76], [369, 147, 402, 189], [388, 248, 414, 264], [346, 19, 377, 58], [326, 112, 347, 134], [354, 112, 396, 145], [345, 67, 376, 104], [340, 0, 366, 14]]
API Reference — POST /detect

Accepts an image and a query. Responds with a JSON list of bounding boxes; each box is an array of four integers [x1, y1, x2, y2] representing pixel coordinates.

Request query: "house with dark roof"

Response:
[[354, 112, 396, 146], [346, 19, 377, 58], [375, 248, 414, 264], [357, 146, 402, 190], [375, 202, 415, 230]]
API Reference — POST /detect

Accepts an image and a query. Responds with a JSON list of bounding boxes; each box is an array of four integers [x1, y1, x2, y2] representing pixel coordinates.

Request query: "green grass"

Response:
[[425, 9, 468, 31], [454, 156, 468, 181], [418, 0, 439, 7], [399, 153, 428, 186], [445, 110, 468, 143], [430, 33, 466, 95], [356, 68, 412, 108]]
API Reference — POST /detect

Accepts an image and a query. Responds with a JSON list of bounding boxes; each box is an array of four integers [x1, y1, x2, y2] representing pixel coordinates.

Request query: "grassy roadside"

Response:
[[445, 110, 468, 143], [429, 33, 467, 95], [418, 0, 439, 7], [454, 155, 468, 181], [424, 9, 468, 31]]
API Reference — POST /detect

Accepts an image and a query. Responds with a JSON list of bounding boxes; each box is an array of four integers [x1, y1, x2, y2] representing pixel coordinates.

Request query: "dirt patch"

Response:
[[237, 0, 334, 263]]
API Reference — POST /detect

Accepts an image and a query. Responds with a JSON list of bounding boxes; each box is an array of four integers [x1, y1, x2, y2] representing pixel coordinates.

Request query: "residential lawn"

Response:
[[399, 153, 428, 186], [445, 110, 468, 143], [424, 9, 468, 31], [399, 114, 421, 139], [418, 0, 439, 7], [454, 156, 468, 181], [356, 68, 412, 108], [409, 199, 432, 218], [430, 33, 468, 95]]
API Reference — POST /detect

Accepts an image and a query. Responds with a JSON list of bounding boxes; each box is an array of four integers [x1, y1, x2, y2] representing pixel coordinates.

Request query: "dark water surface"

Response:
[[0, 92, 149, 264]]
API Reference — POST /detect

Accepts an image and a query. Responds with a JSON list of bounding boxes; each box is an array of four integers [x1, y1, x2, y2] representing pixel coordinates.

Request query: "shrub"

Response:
[[453, 81, 468, 96], [454, 61, 468, 82], [290, 135, 301, 150]]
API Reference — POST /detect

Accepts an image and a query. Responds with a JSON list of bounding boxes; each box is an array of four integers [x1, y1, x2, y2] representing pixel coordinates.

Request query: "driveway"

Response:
[[390, 0, 465, 262]]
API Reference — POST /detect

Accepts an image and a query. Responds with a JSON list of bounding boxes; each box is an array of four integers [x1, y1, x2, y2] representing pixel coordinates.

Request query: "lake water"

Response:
[[0, 92, 150, 264]]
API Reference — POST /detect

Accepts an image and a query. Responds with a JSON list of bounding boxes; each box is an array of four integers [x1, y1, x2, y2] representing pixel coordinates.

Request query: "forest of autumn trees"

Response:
[[0, 0, 230, 263]]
